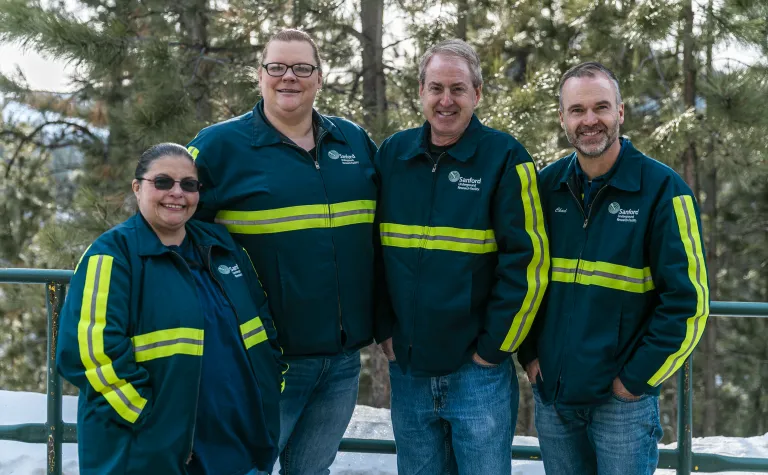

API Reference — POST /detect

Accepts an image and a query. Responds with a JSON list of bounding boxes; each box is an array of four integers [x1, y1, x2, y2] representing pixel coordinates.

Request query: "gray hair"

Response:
[[558, 61, 622, 111], [418, 39, 483, 88]]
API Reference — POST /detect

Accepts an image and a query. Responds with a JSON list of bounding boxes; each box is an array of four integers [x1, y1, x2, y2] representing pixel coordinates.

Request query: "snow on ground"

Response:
[[1, 390, 767, 474]]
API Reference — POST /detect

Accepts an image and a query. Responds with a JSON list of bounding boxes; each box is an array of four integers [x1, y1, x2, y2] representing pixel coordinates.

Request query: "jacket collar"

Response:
[[134, 214, 234, 257], [554, 137, 641, 192], [399, 114, 484, 163], [250, 100, 347, 148]]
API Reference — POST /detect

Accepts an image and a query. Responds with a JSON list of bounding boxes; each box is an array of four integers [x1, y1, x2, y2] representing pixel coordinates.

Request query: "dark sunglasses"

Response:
[[138, 176, 202, 192]]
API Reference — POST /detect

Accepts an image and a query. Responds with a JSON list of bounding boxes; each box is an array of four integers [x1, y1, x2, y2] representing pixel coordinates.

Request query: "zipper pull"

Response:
[[314, 160, 320, 170], [432, 163, 437, 173], [583, 218, 588, 229]]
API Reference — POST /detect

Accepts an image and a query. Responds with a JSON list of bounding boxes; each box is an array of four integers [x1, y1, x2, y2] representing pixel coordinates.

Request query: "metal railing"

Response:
[[1, 268, 768, 474]]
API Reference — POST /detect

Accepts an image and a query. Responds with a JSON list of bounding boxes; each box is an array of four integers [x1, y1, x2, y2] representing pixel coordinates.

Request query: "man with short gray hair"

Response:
[[373, 39, 550, 474]]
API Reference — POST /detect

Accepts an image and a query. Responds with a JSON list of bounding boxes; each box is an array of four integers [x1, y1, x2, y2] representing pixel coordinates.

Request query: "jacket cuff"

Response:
[[373, 311, 395, 344], [475, 336, 511, 365], [619, 368, 652, 396], [516, 343, 537, 369]]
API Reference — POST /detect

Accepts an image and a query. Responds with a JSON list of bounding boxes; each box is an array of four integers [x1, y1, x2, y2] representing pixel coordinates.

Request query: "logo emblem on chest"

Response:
[[608, 202, 640, 223], [448, 171, 482, 191], [328, 149, 359, 165], [218, 264, 243, 278]]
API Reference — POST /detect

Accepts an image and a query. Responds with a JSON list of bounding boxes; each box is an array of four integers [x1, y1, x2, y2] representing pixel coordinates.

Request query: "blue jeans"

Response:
[[273, 351, 361, 475], [533, 386, 663, 475], [389, 357, 517, 475]]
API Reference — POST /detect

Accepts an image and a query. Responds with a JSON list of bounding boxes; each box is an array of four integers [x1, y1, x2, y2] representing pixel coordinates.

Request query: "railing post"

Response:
[[677, 355, 693, 475], [45, 282, 65, 475]]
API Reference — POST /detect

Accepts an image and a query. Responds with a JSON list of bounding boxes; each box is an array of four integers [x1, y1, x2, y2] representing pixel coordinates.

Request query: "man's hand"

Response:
[[525, 358, 543, 383], [380, 337, 396, 362], [612, 377, 642, 401], [472, 352, 498, 367]]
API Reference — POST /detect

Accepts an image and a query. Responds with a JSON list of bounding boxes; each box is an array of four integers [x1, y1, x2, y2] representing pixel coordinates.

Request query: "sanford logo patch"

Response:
[[448, 171, 481, 191], [218, 264, 243, 278], [328, 150, 358, 165], [608, 202, 639, 223]]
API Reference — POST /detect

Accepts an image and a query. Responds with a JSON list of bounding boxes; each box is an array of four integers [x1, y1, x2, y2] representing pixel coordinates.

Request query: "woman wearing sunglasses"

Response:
[[57, 143, 285, 475], [187, 29, 378, 474]]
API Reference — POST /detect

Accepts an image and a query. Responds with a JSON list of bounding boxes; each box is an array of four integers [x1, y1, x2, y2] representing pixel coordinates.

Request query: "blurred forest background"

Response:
[[0, 0, 766, 442]]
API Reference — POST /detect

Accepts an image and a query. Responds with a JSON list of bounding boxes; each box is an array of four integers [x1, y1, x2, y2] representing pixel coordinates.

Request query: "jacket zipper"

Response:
[[409, 152, 445, 360], [169, 249, 203, 466], [554, 181, 609, 401], [283, 130, 346, 347]]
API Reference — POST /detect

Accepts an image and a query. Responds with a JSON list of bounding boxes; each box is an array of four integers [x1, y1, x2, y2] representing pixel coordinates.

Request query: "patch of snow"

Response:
[[2, 390, 768, 474]]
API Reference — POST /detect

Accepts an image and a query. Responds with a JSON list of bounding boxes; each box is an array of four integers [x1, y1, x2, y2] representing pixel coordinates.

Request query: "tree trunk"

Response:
[[293, 0, 304, 27], [359, 344, 391, 408], [360, 0, 386, 129], [455, 0, 468, 40], [177, 0, 213, 123], [700, 0, 718, 437], [681, 0, 697, 194]]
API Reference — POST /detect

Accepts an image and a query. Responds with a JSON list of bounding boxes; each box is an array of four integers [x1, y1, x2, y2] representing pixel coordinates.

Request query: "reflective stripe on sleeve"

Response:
[[551, 257, 654, 294], [131, 328, 204, 362], [215, 200, 376, 235], [240, 316, 268, 349], [501, 162, 551, 352], [380, 223, 498, 254], [647, 195, 710, 386], [187, 146, 200, 160], [77, 255, 147, 424]]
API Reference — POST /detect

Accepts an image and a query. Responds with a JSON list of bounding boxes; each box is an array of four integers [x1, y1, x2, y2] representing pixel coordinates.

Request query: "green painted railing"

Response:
[[1, 268, 768, 474]]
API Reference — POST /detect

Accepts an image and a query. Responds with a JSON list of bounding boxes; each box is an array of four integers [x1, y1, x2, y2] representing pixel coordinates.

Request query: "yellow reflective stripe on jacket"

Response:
[[551, 258, 654, 293], [380, 223, 498, 254], [74, 244, 92, 273], [240, 316, 268, 349], [501, 163, 550, 352], [647, 195, 710, 386], [77, 255, 147, 424], [187, 146, 199, 160], [215, 200, 375, 234], [131, 328, 204, 362]]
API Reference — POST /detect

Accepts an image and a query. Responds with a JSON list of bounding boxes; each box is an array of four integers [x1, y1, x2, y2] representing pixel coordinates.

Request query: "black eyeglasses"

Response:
[[138, 176, 202, 192], [262, 62, 319, 78]]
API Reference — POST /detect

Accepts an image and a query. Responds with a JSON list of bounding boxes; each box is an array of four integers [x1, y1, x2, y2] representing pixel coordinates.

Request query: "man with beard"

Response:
[[517, 62, 710, 474]]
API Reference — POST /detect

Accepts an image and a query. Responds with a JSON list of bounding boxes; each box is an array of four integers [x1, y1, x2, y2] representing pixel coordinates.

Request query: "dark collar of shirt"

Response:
[[573, 137, 627, 209]]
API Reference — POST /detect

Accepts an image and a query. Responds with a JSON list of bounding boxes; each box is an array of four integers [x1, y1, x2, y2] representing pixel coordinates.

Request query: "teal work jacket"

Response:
[[57, 215, 283, 474], [187, 101, 378, 358], [518, 138, 710, 409], [375, 115, 550, 377]]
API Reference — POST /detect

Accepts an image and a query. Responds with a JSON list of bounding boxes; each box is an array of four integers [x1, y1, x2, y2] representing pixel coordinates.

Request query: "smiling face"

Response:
[[559, 73, 624, 159], [259, 40, 322, 121], [132, 155, 199, 244], [419, 54, 481, 147]]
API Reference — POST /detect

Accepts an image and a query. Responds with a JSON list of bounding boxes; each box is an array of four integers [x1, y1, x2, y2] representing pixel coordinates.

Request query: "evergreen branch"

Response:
[[0, 0, 127, 70], [3, 120, 98, 177]]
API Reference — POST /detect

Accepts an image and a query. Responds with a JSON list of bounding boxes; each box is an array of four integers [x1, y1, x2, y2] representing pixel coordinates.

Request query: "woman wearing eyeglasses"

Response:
[[57, 143, 285, 475], [187, 29, 378, 474]]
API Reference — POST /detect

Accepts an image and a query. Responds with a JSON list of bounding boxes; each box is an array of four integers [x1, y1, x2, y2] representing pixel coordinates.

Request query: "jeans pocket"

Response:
[[611, 392, 648, 403], [470, 359, 500, 369]]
